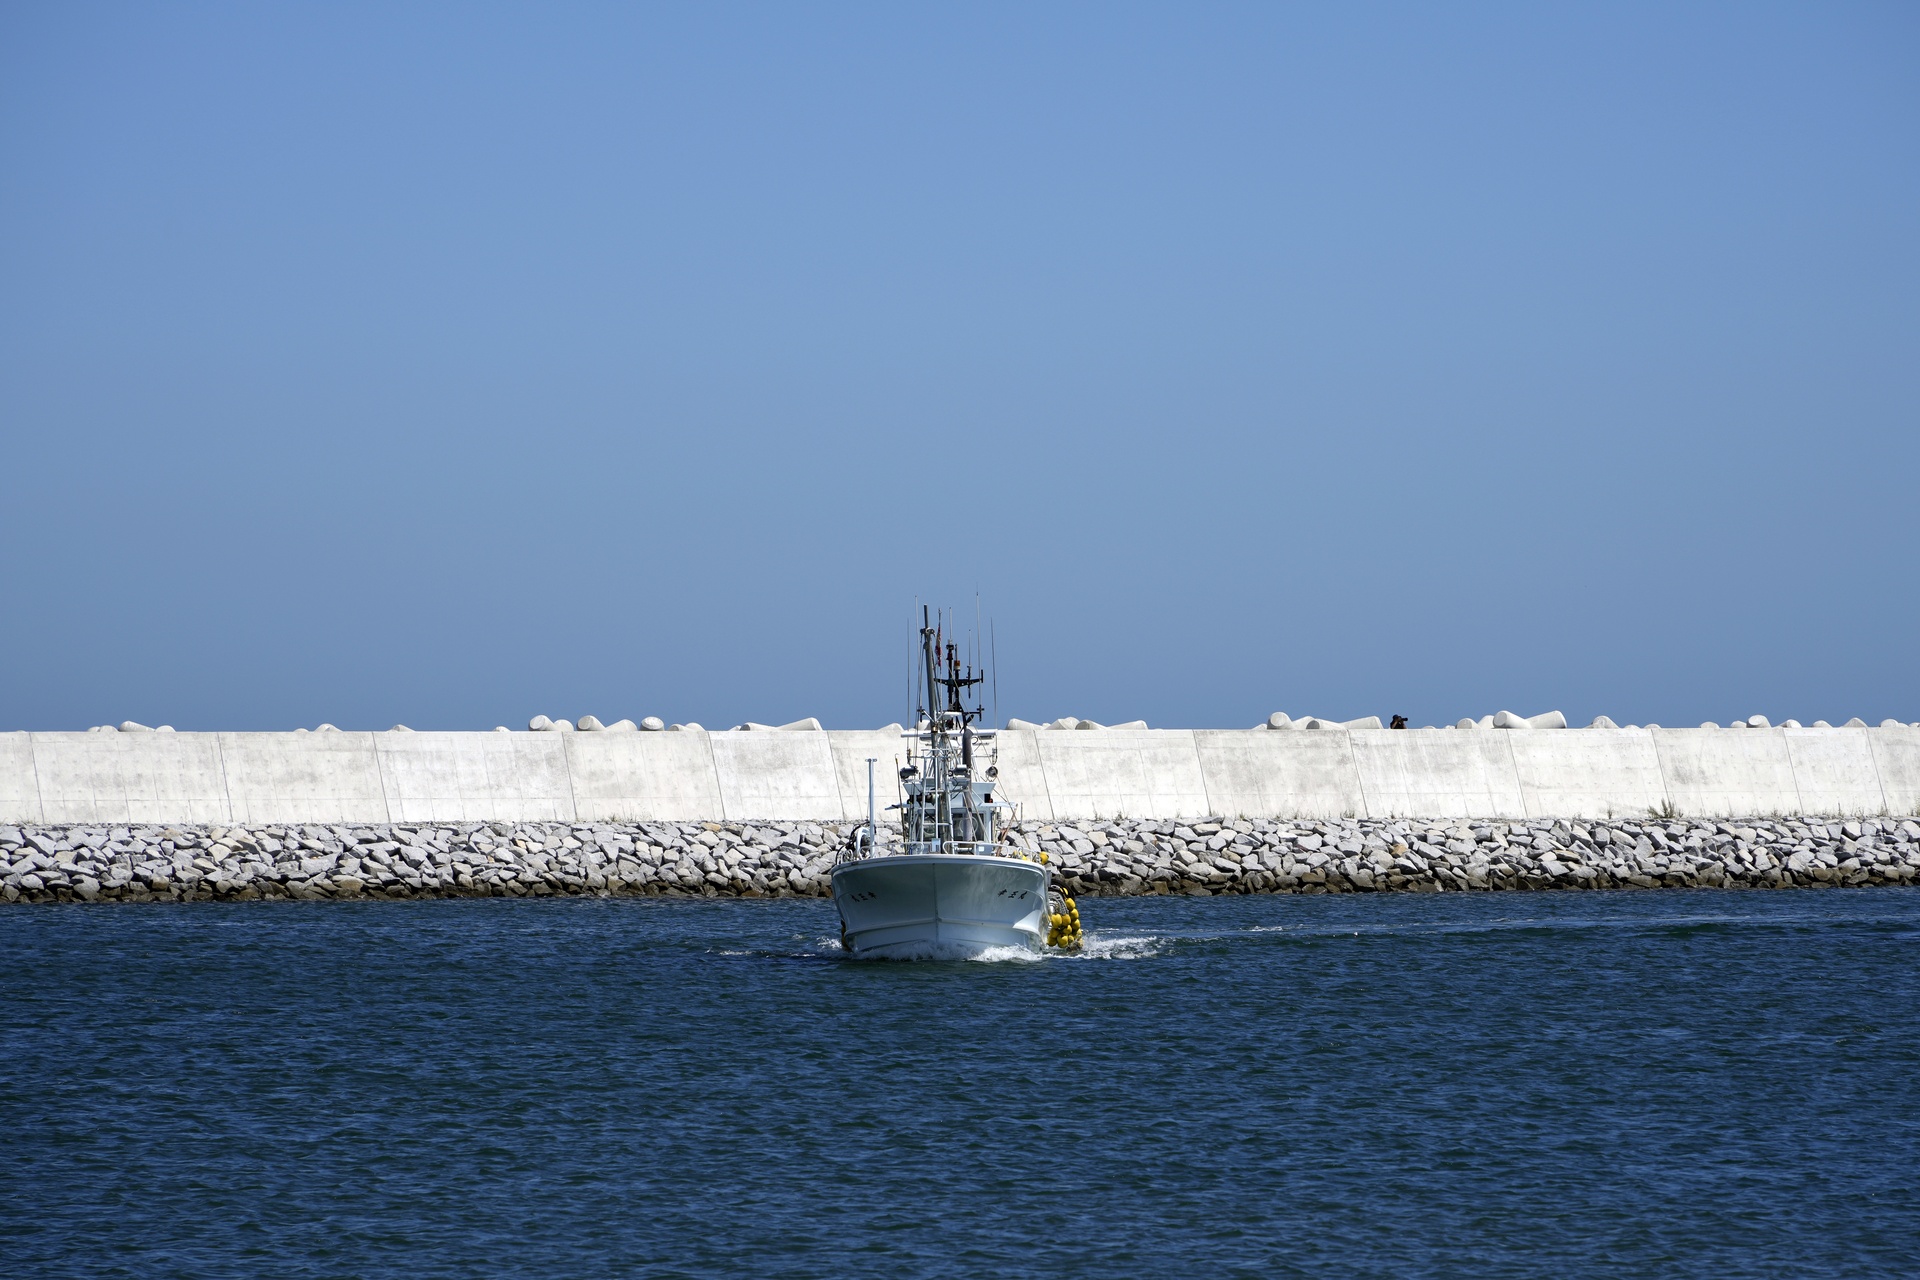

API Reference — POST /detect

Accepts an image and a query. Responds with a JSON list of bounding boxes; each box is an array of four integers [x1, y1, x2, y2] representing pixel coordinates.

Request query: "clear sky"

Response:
[[2, 2, 1915, 732]]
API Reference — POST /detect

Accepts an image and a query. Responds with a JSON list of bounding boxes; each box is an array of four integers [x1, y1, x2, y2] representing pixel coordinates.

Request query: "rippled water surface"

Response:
[[6, 890, 1919, 1278]]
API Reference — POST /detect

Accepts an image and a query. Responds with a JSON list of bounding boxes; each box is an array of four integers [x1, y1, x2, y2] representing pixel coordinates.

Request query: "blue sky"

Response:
[[2, 1, 1915, 731]]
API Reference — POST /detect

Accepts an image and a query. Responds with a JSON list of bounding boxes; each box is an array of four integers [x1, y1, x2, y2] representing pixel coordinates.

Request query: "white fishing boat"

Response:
[[832, 609, 1082, 959]]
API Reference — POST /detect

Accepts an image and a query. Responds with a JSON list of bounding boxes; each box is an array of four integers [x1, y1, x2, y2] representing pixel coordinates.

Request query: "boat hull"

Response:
[[831, 854, 1050, 958]]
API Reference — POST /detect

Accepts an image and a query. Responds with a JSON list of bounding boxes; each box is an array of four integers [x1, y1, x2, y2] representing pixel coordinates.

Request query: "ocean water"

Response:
[[5, 890, 1918, 1279]]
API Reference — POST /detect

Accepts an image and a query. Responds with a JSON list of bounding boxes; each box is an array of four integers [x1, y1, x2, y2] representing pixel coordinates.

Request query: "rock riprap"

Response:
[[3, 815, 1916, 904]]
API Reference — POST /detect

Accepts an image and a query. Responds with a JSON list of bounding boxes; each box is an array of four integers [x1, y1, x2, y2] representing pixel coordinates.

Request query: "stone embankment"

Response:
[[5, 815, 1919, 904]]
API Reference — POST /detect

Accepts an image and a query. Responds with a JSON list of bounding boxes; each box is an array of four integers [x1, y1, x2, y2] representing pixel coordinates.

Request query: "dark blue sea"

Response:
[[5, 890, 1918, 1278]]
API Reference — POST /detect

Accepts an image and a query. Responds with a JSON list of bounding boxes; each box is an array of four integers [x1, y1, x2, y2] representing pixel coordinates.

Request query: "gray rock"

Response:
[[1, 806, 1905, 908]]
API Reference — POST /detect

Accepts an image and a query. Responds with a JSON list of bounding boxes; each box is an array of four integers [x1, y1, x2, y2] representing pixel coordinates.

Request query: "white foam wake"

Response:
[[802, 932, 1168, 962], [851, 940, 1048, 963], [1073, 933, 1165, 960]]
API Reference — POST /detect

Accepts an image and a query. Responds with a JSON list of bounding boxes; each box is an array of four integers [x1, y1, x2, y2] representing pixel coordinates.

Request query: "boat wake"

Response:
[[803, 932, 1167, 962], [1074, 932, 1165, 960], [832, 939, 1047, 963]]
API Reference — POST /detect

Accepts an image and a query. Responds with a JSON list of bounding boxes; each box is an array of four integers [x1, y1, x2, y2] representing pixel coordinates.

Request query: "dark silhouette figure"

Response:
[[1390, 714, 1408, 729]]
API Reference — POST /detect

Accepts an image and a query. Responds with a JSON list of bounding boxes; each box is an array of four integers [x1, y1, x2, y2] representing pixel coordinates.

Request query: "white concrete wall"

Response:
[[709, 731, 842, 822], [1193, 731, 1364, 820], [826, 731, 914, 824], [222, 731, 388, 825], [0, 733, 42, 825], [1782, 729, 1886, 817], [1032, 730, 1211, 820], [1, 726, 1911, 825], [987, 729, 1054, 822], [378, 732, 574, 824], [1509, 730, 1668, 820], [1869, 728, 1920, 815], [32, 731, 229, 825], [1350, 731, 1527, 820], [567, 732, 723, 823], [1655, 729, 1802, 818]]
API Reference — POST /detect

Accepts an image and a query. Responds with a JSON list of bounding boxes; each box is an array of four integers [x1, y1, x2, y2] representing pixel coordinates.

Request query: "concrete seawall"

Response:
[[2, 726, 1916, 825]]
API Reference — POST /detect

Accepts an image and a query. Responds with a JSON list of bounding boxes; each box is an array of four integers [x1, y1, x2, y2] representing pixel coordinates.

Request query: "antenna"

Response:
[[974, 592, 981, 680], [991, 617, 999, 728]]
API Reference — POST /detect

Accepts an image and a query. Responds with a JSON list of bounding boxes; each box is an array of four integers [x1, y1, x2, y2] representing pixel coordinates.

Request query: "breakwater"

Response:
[[5, 813, 1916, 904], [3, 724, 1918, 827]]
